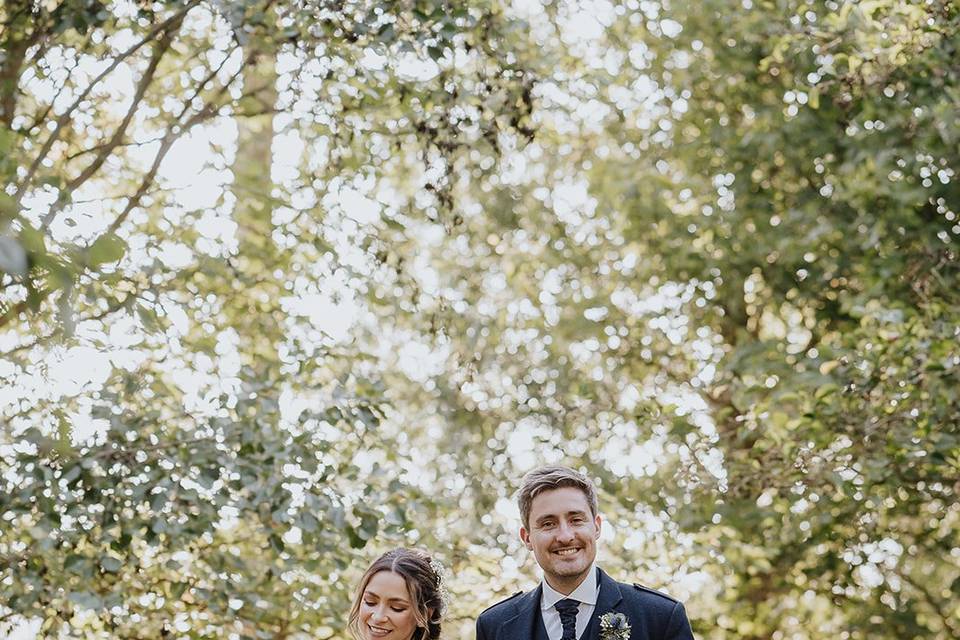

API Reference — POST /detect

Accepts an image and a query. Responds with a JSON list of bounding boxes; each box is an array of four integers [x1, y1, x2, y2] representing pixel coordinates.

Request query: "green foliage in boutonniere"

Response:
[[599, 612, 631, 640]]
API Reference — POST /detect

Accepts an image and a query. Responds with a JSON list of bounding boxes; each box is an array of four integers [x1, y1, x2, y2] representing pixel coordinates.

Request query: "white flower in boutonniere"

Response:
[[599, 612, 631, 640]]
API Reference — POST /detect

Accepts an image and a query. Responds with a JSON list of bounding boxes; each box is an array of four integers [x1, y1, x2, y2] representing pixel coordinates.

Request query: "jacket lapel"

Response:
[[586, 569, 624, 640], [496, 585, 543, 640]]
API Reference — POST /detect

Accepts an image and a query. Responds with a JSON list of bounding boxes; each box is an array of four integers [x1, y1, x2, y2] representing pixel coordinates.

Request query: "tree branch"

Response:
[[36, 34, 175, 234], [1, 293, 135, 358], [106, 41, 272, 236], [21, 53, 80, 135], [0, 1, 43, 127], [93, 436, 216, 461], [0, 299, 29, 329], [15, 0, 201, 201], [896, 567, 960, 637], [65, 134, 168, 161], [63, 28, 175, 193]]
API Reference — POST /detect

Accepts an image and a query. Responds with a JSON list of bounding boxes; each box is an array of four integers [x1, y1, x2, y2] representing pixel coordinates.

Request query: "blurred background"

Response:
[[1, 0, 958, 638]]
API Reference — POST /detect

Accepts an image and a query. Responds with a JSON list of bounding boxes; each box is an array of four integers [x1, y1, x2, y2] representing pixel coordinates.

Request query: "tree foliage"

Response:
[[1, 0, 532, 636], [365, 0, 960, 637], [2, 0, 958, 639]]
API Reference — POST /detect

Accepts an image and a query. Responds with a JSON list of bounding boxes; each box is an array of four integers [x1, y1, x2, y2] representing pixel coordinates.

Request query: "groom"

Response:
[[476, 466, 695, 640]]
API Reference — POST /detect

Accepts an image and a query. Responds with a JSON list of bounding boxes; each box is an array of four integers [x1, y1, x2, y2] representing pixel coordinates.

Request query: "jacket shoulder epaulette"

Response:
[[479, 590, 524, 615], [632, 583, 680, 604]]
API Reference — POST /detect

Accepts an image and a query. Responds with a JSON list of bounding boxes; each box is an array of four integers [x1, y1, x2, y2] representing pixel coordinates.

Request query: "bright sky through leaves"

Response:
[[3, 0, 958, 638]]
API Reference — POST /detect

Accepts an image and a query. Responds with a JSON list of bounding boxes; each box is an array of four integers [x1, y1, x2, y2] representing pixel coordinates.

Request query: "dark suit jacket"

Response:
[[476, 569, 694, 640]]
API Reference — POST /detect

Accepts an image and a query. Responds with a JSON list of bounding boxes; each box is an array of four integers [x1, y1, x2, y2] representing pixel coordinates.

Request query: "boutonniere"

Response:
[[599, 612, 631, 640]]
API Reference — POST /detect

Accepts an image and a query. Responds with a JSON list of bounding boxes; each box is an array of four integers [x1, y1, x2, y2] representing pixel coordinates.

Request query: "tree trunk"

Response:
[[230, 46, 284, 397]]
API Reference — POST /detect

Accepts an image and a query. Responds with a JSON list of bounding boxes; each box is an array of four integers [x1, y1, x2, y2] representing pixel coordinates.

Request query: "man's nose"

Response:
[[556, 521, 575, 541]]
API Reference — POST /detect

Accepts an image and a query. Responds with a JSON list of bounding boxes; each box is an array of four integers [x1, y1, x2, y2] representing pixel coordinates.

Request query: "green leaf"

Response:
[[88, 234, 126, 266], [18, 225, 45, 255], [68, 591, 102, 610], [0, 129, 12, 156], [100, 556, 122, 573], [61, 465, 81, 486], [64, 554, 86, 573], [0, 192, 18, 223], [171, 582, 188, 599], [299, 511, 319, 532], [378, 23, 396, 44], [268, 533, 285, 552]]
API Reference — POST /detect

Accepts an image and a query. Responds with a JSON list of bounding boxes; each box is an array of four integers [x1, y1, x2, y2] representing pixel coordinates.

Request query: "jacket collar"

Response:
[[498, 569, 624, 640], [594, 567, 624, 614], [496, 583, 542, 640], [583, 568, 625, 639]]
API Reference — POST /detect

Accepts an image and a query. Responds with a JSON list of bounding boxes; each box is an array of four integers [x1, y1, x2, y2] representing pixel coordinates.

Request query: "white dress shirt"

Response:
[[539, 565, 600, 640]]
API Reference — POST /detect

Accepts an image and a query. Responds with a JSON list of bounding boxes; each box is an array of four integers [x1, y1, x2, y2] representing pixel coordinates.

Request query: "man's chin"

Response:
[[550, 562, 590, 578]]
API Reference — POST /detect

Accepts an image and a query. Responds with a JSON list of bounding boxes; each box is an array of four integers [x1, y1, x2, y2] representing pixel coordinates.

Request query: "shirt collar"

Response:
[[540, 565, 599, 610]]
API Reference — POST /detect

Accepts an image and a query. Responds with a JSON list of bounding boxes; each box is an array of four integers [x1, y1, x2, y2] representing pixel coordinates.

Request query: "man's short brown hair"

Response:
[[517, 466, 598, 529]]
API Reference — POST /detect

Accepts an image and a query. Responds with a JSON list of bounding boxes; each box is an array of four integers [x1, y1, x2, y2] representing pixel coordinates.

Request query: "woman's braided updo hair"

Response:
[[348, 548, 446, 640]]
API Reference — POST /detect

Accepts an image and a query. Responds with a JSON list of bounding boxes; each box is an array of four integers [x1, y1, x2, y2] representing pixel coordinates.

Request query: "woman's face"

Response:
[[359, 570, 419, 640]]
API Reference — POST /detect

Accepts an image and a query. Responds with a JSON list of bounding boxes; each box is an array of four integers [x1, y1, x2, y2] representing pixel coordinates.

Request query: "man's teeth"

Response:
[[556, 548, 579, 555]]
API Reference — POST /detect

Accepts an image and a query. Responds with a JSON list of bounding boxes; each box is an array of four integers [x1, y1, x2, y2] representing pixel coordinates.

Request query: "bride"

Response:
[[347, 548, 446, 640]]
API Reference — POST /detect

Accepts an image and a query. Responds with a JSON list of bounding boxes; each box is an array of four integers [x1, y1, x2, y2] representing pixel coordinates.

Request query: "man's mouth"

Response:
[[553, 547, 581, 557]]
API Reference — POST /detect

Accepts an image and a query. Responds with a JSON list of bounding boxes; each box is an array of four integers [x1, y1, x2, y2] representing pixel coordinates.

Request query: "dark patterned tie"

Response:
[[554, 598, 579, 640]]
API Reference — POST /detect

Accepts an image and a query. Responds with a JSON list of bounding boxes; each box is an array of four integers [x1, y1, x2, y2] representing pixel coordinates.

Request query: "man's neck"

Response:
[[544, 567, 593, 596]]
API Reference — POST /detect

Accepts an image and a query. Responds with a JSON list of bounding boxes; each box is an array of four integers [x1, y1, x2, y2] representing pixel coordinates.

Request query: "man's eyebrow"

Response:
[[535, 509, 587, 524]]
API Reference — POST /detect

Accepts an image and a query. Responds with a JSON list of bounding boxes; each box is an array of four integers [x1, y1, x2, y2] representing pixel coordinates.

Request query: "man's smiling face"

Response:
[[520, 486, 601, 594]]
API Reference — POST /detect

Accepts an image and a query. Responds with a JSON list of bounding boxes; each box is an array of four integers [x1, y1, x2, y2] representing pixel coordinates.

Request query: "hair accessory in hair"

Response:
[[428, 556, 450, 613]]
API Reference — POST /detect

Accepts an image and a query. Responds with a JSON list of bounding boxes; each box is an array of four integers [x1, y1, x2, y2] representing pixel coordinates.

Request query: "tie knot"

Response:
[[555, 598, 580, 616]]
